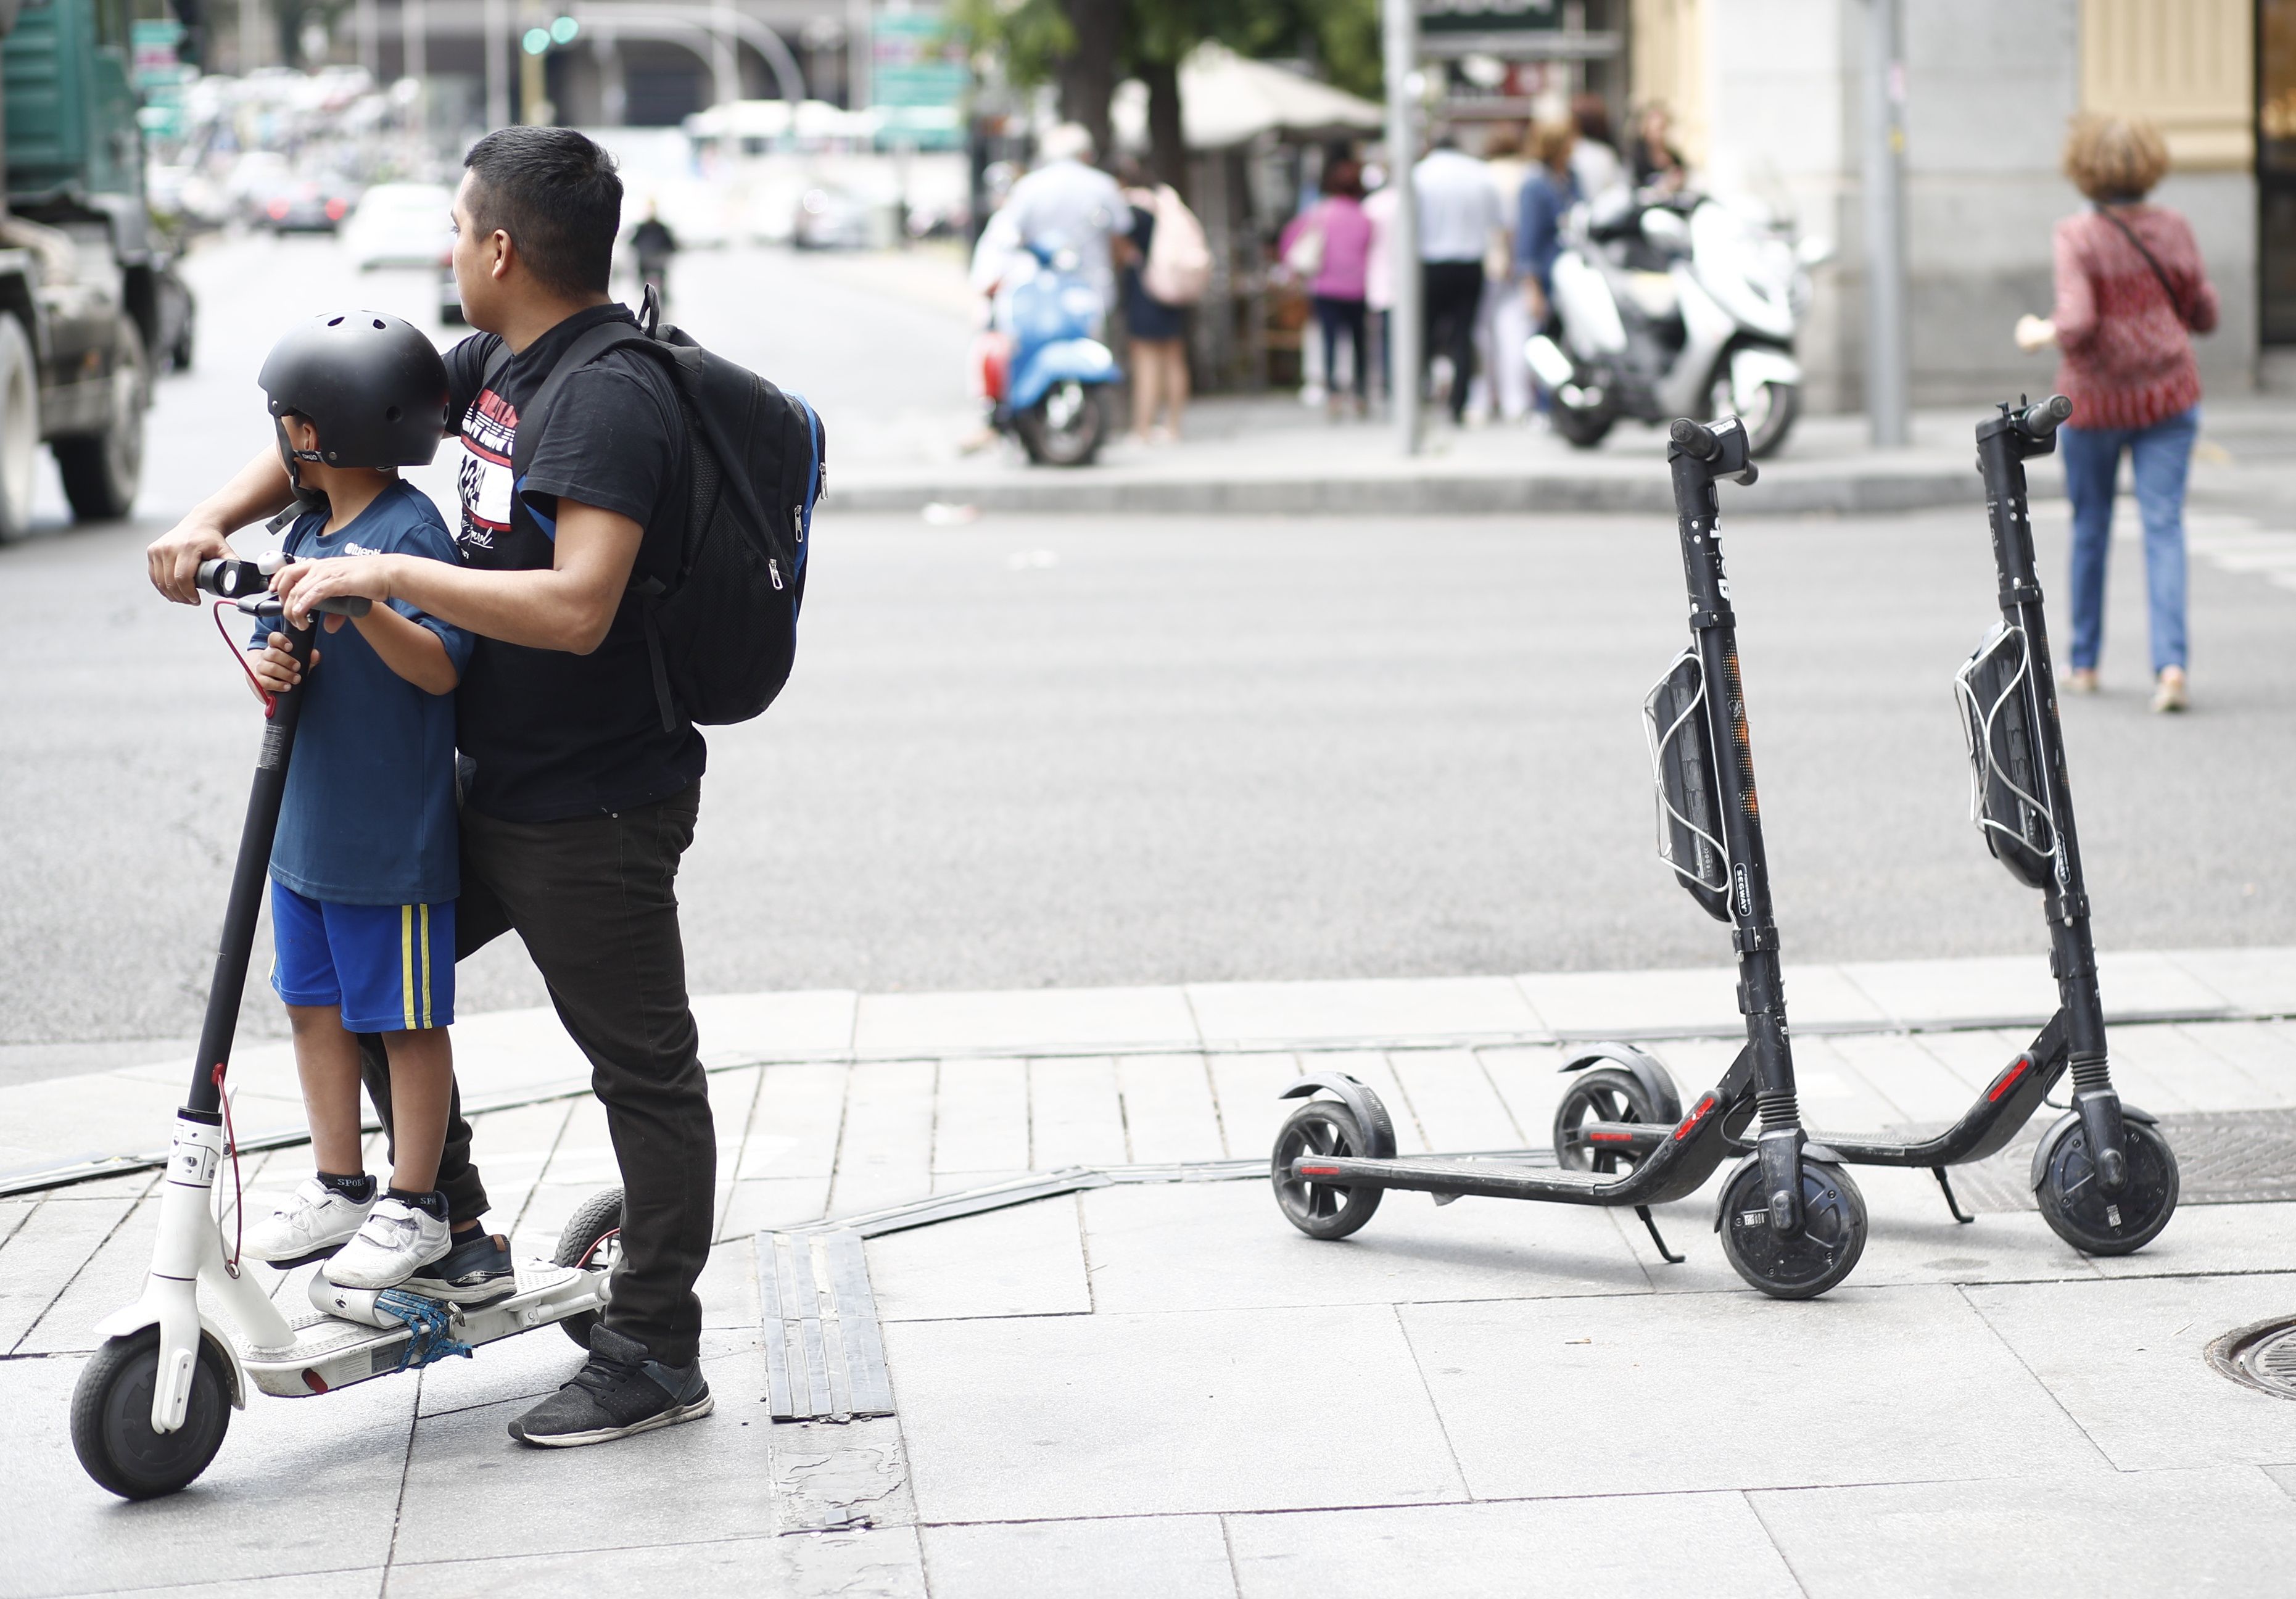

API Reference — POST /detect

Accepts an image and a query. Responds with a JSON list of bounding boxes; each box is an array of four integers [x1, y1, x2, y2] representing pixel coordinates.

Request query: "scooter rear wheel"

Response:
[[1717, 1158, 1867, 1300], [552, 1187, 626, 1348], [1015, 381, 1107, 466], [71, 1326, 232, 1500], [1553, 1067, 1675, 1173], [1272, 1101, 1384, 1241], [2033, 1112, 2179, 1256]]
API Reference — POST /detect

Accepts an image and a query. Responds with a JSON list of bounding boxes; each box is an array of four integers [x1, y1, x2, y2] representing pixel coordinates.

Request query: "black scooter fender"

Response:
[[1278, 1072, 1398, 1160], [2028, 1100, 2160, 1191], [1558, 1041, 1685, 1125]]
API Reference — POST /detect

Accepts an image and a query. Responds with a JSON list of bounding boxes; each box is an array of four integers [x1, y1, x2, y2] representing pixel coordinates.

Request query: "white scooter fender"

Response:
[[1551, 252, 1626, 360], [1729, 345, 1803, 412], [91, 1114, 292, 1428]]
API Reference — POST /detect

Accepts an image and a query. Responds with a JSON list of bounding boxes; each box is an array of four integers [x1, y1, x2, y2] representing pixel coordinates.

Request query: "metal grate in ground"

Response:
[[2208, 1315, 2296, 1400], [1919, 1108, 2296, 1213]]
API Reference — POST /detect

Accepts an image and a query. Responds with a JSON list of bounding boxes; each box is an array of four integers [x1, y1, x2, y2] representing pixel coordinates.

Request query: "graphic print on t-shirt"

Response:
[[456, 387, 518, 553]]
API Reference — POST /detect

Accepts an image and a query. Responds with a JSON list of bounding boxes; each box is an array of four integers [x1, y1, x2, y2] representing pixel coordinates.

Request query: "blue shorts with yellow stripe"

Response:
[[271, 883, 454, 1033]]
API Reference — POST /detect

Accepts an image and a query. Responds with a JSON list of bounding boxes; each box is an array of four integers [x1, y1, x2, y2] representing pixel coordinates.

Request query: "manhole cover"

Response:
[[2206, 1316, 2296, 1400]]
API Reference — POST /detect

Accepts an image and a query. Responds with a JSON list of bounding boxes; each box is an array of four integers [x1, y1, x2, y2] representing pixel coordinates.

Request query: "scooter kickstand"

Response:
[[1634, 1205, 1685, 1265], [1931, 1167, 1976, 1226]]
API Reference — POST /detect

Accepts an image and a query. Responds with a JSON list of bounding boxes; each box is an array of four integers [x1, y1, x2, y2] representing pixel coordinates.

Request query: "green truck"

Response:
[[0, 0, 192, 535]]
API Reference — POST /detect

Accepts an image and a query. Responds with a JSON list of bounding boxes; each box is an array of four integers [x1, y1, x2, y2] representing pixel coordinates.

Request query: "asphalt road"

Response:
[[4, 236, 2291, 1081]]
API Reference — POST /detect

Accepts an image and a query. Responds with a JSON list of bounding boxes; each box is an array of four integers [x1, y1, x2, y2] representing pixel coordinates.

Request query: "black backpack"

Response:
[[490, 296, 824, 730]]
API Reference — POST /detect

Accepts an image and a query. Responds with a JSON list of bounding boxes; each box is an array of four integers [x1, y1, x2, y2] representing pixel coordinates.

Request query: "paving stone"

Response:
[[2087, 1200, 2296, 1280], [451, 1099, 576, 1237], [1402, 1284, 2105, 1498], [19, 1192, 165, 1355], [535, 1095, 619, 1188], [2162, 946, 2296, 1016], [1837, 955, 2055, 1030], [387, 1528, 925, 1599], [1028, 1056, 1128, 1167], [83, 1572, 387, 1599], [769, 1415, 917, 1532], [393, 1341, 772, 1563], [1963, 1272, 2296, 1471], [1115, 1053, 1227, 1163], [885, 1303, 1466, 1521], [1226, 1492, 1801, 1599], [1751, 1465, 2296, 1599], [715, 1176, 832, 1241], [739, 1060, 849, 1181], [0, 1347, 411, 1598], [2171, 1020, 2296, 1108], [869, 1194, 1090, 1321], [1817, 1165, 2102, 1287], [923, 1514, 1235, 1599], [829, 1060, 936, 1216], [1513, 964, 1741, 1038], [1822, 1030, 1995, 1123], [413, 1326, 759, 1423], [690, 987, 859, 1065], [2107, 1022, 2284, 1113], [1080, 1181, 1651, 1314], [854, 986, 1195, 1056], [0, 1196, 134, 1354], [931, 1056, 1028, 1176], [1186, 977, 1541, 1047], [1385, 1049, 1524, 1150], [1205, 1052, 1314, 1165]]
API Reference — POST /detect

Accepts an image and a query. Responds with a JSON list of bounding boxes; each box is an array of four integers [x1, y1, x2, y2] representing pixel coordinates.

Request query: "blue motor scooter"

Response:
[[991, 238, 1117, 466]]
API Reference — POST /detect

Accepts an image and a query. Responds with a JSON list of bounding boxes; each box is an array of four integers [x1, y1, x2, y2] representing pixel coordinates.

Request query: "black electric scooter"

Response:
[[1270, 417, 1871, 1300], [1549, 395, 2179, 1256], [70, 556, 626, 1501]]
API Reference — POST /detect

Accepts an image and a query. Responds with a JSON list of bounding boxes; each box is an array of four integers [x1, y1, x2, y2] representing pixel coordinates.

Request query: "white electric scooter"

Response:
[[70, 556, 625, 1501]]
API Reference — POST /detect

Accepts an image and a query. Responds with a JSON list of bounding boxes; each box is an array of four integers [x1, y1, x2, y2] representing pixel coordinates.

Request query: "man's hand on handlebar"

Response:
[[248, 633, 319, 700], [147, 514, 235, 605], [271, 555, 395, 629]]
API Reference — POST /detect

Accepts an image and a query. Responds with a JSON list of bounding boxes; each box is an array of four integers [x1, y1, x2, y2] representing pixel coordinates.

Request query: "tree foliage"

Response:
[[948, 0, 1382, 104]]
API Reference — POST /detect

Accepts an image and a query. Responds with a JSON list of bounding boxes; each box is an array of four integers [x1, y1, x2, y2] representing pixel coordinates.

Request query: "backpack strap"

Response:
[[2095, 207, 2191, 326]]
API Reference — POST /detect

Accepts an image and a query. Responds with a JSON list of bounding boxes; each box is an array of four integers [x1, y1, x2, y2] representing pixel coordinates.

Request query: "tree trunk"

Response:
[[1142, 56, 1186, 200], [1057, 0, 1120, 162]]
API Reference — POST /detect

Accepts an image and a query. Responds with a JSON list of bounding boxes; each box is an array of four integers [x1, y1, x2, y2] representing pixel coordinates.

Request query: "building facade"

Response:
[[1632, 0, 2256, 410]]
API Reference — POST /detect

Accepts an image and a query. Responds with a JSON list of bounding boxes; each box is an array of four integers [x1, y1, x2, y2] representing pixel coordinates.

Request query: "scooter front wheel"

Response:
[[552, 1187, 626, 1348], [1717, 1158, 1867, 1300], [1271, 1100, 1384, 1241], [2033, 1112, 2178, 1256], [71, 1326, 232, 1500]]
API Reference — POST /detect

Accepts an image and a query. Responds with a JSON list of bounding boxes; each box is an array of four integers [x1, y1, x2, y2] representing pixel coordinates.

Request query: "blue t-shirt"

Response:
[[251, 482, 472, 906]]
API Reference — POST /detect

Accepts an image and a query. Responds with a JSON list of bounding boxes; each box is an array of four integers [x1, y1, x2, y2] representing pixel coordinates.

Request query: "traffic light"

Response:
[[523, 18, 579, 56]]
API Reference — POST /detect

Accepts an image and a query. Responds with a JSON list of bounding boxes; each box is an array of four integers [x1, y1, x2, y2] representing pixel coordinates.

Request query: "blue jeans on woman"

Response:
[[2057, 405, 2198, 676]]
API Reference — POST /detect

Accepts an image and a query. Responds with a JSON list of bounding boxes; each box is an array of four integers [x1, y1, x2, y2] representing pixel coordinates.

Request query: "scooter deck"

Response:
[[242, 1260, 603, 1399]]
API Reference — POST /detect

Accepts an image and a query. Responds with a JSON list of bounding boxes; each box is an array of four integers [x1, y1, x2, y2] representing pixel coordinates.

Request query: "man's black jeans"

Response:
[[1423, 260, 1486, 423], [358, 783, 715, 1368]]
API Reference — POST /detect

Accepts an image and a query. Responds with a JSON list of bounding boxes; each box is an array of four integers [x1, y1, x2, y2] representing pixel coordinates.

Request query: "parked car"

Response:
[[259, 175, 358, 234], [341, 181, 453, 270]]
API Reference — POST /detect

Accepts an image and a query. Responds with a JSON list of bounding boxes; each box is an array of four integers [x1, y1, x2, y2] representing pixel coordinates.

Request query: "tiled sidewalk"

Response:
[[4, 949, 2294, 1597]]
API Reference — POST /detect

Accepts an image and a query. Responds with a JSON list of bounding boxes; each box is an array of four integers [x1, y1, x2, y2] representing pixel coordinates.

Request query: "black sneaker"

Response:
[[508, 1325, 713, 1448], [401, 1229, 517, 1304]]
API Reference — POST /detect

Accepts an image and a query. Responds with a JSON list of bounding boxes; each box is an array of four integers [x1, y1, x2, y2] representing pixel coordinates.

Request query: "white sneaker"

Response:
[[244, 1177, 373, 1266], [324, 1197, 452, 1290]]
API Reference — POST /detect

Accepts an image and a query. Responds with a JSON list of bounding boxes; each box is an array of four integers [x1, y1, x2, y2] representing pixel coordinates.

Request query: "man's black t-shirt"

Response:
[[443, 304, 704, 822]]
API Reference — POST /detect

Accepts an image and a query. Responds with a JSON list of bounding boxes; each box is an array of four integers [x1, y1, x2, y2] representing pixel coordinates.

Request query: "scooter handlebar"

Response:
[[2014, 394, 2074, 440], [194, 558, 371, 618], [1669, 416, 1759, 486], [1669, 418, 1720, 460]]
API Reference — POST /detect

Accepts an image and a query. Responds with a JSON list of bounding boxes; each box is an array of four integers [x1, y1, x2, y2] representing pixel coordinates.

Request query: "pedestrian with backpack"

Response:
[[145, 126, 821, 1450]]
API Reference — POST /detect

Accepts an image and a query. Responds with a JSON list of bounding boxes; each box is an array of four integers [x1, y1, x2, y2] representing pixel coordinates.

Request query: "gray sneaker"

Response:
[[508, 1325, 713, 1448], [402, 1229, 517, 1304]]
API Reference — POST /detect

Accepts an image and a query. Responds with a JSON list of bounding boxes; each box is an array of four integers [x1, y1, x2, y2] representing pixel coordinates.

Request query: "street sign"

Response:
[[872, 9, 967, 149], [1417, 0, 1616, 60]]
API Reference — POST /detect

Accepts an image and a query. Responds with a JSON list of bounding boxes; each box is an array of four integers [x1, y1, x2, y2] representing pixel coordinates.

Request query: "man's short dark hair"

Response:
[[463, 126, 622, 299]]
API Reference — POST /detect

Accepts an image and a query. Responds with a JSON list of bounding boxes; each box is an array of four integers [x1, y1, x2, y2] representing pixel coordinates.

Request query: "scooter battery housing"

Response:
[[1956, 624, 2055, 890], [1644, 651, 1731, 921]]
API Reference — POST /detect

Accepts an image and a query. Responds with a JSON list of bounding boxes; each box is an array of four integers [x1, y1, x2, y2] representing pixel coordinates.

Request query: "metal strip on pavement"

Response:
[[758, 1226, 897, 1423]]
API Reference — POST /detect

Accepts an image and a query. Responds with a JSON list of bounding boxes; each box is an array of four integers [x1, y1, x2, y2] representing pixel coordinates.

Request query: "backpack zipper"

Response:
[[769, 556, 783, 590]]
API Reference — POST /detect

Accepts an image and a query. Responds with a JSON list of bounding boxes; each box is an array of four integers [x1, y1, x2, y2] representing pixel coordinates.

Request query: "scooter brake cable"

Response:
[[212, 600, 276, 717], [210, 1060, 246, 1278]]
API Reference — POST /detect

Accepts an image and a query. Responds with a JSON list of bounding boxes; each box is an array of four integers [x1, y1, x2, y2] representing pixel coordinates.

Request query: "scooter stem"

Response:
[[184, 618, 317, 1116]]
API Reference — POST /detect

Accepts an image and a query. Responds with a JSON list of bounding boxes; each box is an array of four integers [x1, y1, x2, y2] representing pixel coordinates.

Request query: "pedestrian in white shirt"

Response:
[[1477, 125, 1534, 422], [1414, 133, 1503, 423], [1003, 122, 1133, 318]]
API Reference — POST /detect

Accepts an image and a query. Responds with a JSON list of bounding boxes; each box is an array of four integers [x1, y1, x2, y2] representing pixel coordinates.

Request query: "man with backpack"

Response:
[[146, 126, 817, 1449]]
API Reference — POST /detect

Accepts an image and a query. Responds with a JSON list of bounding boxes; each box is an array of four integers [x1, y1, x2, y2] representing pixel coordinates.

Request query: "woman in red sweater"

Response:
[[2016, 115, 2218, 713]]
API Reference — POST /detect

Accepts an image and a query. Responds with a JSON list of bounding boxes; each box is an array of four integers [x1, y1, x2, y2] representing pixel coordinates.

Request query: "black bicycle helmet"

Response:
[[257, 310, 449, 470]]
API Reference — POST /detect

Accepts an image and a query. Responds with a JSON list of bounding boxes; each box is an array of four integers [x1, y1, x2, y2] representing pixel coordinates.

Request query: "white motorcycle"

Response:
[[1526, 192, 1827, 458]]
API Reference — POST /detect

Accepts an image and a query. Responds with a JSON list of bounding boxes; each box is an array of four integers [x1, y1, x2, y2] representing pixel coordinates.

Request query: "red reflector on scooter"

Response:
[[1589, 1131, 1635, 1143], [1986, 1057, 2031, 1104], [1673, 1093, 1717, 1141], [1296, 1164, 1343, 1177], [302, 1368, 329, 1394]]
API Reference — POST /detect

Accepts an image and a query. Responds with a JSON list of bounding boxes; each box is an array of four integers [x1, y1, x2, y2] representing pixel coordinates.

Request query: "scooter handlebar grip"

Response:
[[1669, 417, 1721, 460], [2019, 394, 2074, 437], [315, 596, 372, 618]]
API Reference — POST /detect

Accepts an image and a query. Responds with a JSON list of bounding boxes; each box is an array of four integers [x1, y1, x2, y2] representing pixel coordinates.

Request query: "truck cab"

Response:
[[0, 0, 189, 534]]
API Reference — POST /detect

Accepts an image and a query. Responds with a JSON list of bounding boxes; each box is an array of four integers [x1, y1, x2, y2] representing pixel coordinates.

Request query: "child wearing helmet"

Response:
[[236, 312, 495, 1299]]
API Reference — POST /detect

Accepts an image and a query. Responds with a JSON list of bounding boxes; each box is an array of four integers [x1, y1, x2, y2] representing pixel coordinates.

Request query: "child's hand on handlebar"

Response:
[[248, 633, 318, 698], [272, 555, 393, 628]]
